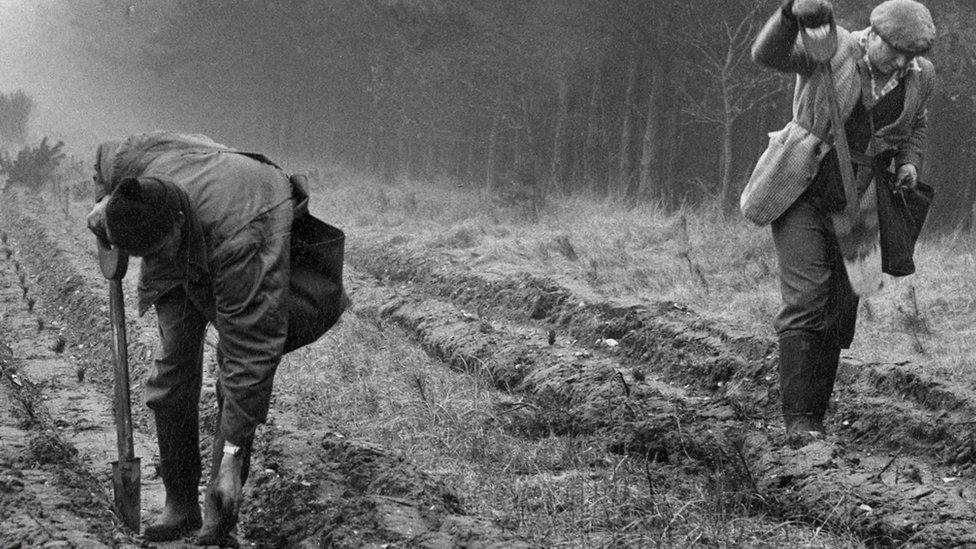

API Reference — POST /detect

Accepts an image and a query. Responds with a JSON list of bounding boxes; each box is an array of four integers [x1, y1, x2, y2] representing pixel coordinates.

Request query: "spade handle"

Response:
[[109, 277, 135, 461]]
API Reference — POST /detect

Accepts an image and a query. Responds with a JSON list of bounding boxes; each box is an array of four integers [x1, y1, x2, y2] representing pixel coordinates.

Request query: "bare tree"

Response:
[[676, 0, 787, 213], [616, 54, 638, 198]]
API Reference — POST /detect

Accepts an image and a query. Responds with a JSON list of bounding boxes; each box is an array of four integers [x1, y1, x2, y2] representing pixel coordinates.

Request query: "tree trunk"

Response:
[[570, 118, 585, 194], [601, 102, 613, 197], [381, 139, 397, 185], [455, 140, 466, 182], [486, 111, 500, 196], [518, 88, 535, 169], [368, 61, 391, 181], [662, 86, 680, 207], [549, 78, 569, 194], [453, 141, 461, 181], [442, 139, 453, 181], [638, 60, 665, 200], [379, 111, 397, 186], [397, 122, 408, 181], [961, 149, 976, 232], [718, 102, 734, 214], [584, 66, 603, 195], [466, 139, 475, 184], [406, 136, 416, 179], [425, 140, 435, 181], [617, 55, 638, 198]]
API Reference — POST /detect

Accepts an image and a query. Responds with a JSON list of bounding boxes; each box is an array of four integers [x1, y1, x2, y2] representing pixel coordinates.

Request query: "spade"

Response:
[[97, 237, 141, 533]]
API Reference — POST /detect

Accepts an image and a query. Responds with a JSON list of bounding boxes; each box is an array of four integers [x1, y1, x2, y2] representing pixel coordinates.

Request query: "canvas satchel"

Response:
[[283, 174, 350, 353], [875, 173, 934, 277], [741, 121, 828, 226]]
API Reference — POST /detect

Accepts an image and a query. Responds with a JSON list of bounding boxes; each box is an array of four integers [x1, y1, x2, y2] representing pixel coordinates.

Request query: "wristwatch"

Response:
[[223, 442, 243, 457]]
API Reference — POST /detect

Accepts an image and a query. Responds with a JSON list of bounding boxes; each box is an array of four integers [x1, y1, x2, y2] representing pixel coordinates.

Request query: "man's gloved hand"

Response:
[[895, 163, 919, 191], [792, 0, 833, 28]]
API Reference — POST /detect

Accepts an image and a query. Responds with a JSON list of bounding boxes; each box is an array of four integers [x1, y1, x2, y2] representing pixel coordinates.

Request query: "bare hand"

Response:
[[792, 0, 833, 28], [86, 196, 111, 246], [895, 163, 918, 190], [198, 452, 242, 546]]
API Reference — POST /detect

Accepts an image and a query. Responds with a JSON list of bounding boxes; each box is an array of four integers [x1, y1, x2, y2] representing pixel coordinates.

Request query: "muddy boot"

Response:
[[779, 332, 824, 444], [144, 409, 202, 542], [811, 342, 841, 427]]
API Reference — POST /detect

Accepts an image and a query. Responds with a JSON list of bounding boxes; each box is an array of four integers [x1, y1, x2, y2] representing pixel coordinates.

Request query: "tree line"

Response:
[[59, 0, 976, 229]]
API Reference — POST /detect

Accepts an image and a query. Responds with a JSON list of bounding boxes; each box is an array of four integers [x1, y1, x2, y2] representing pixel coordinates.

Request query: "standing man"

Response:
[[741, 1, 936, 441], [87, 131, 299, 545]]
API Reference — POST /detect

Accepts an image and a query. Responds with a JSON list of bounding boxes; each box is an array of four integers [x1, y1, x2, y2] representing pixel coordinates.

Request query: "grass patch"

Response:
[[275, 312, 863, 547], [314, 172, 976, 376], [50, 166, 886, 545], [284, 170, 976, 544], [314, 173, 784, 335]]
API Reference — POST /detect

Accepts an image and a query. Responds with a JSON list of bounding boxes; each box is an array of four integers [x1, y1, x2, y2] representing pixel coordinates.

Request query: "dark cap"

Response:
[[104, 177, 176, 256], [871, 0, 936, 55]]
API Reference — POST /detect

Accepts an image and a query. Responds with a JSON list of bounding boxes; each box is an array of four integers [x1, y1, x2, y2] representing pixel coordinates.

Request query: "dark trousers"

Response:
[[771, 197, 859, 349], [145, 202, 291, 446], [146, 288, 207, 416]]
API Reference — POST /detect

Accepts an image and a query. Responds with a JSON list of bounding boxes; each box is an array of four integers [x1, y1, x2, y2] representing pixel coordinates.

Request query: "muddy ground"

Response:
[[343, 235, 976, 547], [2, 187, 976, 548], [0, 191, 533, 548]]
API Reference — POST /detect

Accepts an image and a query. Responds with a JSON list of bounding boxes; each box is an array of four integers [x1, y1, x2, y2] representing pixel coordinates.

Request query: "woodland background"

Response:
[[23, 0, 976, 229]]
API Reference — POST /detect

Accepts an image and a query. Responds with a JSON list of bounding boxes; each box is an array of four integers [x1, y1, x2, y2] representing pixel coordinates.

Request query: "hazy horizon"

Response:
[[0, 0, 168, 158]]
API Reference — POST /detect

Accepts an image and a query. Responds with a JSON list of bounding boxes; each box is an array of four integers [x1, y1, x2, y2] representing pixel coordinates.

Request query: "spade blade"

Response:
[[112, 457, 141, 533]]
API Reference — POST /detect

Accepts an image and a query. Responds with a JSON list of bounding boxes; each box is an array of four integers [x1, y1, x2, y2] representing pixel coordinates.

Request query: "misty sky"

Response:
[[0, 0, 155, 156]]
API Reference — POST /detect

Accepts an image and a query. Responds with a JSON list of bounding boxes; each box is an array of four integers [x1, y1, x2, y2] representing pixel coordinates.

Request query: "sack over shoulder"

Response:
[[875, 175, 934, 277], [284, 212, 350, 353], [741, 121, 827, 226]]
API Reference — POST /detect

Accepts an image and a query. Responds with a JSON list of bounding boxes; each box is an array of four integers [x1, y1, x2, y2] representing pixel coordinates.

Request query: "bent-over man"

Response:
[[87, 131, 301, 545]]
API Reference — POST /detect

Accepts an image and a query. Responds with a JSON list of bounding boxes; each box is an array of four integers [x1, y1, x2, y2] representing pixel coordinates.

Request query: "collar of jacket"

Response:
[[852, 27, 921, 101], [795, 27, 924, 146]]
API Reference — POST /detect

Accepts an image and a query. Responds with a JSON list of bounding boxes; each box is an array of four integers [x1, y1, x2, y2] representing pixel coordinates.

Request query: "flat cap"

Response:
[[871, 0, 936, 54]]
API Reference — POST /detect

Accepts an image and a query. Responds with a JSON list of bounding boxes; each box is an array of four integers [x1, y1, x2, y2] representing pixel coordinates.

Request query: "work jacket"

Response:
[[740, 11, 935, 226], [95, 131, 294, 443], [94, 132, 293, 314]]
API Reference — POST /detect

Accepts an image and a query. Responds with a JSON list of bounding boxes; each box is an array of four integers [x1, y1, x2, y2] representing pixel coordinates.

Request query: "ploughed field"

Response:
[[2, 183, 976, 548]]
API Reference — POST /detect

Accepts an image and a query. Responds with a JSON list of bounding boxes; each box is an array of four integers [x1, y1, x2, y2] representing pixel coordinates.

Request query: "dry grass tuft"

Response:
[[847, 230, 976, 375], [552, 234, 578, 261]]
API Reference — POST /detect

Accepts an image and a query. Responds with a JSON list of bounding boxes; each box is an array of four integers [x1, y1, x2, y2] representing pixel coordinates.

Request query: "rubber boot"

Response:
[[144, 408, 203, 542], [778, 332, 825, 442], [811, 342, 841, 426]]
